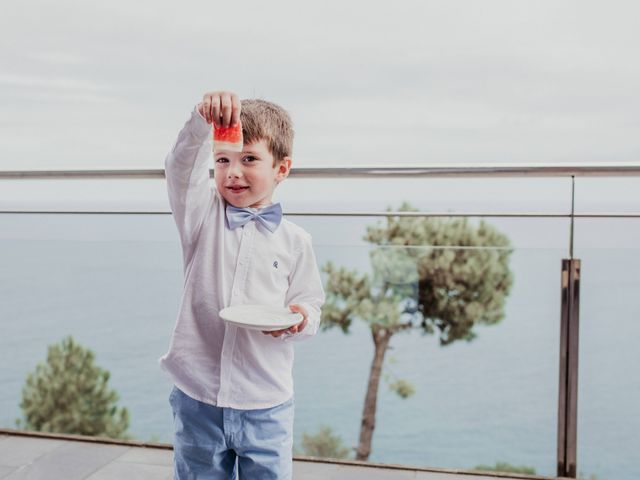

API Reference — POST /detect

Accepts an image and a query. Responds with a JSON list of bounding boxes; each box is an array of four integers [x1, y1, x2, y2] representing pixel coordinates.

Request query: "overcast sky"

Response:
[[2, 0, 640, 171]]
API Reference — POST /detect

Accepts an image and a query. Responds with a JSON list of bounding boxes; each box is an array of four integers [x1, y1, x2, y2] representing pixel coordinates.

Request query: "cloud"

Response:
[[1, 0, 640, 170], [0, 73, 110, 92], [27, 50, 87, 65]]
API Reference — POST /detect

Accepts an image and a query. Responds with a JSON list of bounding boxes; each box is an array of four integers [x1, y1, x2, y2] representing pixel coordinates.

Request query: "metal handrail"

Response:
[[2, 165, 639, 218], [2, 210, 640, 218], [1, 162, 640, 179]]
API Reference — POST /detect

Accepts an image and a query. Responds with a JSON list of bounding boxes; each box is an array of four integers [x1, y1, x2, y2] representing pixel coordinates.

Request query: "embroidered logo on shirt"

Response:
[[273, 261, 279, 269]]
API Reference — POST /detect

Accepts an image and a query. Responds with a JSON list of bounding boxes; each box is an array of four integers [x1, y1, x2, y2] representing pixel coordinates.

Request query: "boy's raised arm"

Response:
[[164, 102, 215, 258], [164, 91, 241, 262]]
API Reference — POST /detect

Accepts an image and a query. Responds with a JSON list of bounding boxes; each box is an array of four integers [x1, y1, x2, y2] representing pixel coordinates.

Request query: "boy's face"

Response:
[[214, 139, 291, 209]]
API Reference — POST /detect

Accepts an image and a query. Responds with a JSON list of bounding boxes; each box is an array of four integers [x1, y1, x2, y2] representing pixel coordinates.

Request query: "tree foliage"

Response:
[[320, 202, 514, 460], [18, 336, 130, 439], [474, 462, 536, 474], [298, 426, 351, 459], [322, 202, 513, 342]]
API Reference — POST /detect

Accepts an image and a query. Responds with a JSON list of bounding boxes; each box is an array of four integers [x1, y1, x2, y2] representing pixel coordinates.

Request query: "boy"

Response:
[[159, 91, 325, 479]]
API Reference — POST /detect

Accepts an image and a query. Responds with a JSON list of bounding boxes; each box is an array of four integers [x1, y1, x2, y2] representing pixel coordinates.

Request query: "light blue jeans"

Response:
[[169, 386, 294, 479]]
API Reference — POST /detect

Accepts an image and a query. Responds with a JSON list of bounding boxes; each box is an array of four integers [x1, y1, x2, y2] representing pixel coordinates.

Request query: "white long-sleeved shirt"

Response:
[[158, 106, 325, 409]]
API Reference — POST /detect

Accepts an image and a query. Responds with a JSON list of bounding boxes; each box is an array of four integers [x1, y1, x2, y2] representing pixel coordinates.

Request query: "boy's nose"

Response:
[[227, 162, 242, 178]]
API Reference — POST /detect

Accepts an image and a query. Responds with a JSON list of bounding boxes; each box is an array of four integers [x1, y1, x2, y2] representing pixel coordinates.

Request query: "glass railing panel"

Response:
[[0, 212, 182, 443], [293, 215, 567, 477], [0, 176, 573, 216], [0, 178, 169, 212], [280, 176, 573, 215], [573, 218, 640, 480], [0, 211, 569, 477], [574, 177, 640, 214]]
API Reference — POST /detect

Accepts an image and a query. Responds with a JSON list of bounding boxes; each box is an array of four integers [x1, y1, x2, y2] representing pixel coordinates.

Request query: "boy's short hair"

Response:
[[240, 99, 294, 164]]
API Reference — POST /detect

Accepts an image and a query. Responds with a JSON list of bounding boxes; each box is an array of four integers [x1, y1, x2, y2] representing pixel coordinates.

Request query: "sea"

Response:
[[1, 175, 639, 480]]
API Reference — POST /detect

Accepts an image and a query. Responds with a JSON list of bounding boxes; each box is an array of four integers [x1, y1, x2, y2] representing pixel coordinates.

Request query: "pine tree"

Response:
[[18, 336, 130, 439], [321, 202, 513, 460]]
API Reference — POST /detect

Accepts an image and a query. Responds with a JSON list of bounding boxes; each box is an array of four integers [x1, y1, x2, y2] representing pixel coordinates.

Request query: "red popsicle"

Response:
[[213, 122, 243, 153]]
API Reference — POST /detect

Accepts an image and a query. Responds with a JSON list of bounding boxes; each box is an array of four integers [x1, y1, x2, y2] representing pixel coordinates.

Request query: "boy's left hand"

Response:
[[263, 304, 308, 338]]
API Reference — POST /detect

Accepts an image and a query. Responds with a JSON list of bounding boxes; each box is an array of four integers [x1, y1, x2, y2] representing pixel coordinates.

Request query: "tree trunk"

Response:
[[355, 326, 392, 461]]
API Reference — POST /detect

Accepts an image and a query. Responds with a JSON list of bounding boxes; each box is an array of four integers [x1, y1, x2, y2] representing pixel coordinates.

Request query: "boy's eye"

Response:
[[244, 156, 257, 162], [216, 157, 229, 163]]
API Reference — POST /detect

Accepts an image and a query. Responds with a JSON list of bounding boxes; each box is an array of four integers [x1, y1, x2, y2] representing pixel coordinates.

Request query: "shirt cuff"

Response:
[[282, 302, 320, 342]]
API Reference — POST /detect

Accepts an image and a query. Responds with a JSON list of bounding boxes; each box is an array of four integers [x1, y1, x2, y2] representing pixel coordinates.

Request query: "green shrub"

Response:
[[18, 336, 130, 439]]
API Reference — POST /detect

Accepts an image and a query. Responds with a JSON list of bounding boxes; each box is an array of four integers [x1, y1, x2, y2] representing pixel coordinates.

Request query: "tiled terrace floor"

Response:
[[0, 429, 564, 480]]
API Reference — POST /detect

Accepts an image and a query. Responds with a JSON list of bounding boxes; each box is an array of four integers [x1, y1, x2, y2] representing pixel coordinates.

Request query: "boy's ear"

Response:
[[276, 156, 292, 182]]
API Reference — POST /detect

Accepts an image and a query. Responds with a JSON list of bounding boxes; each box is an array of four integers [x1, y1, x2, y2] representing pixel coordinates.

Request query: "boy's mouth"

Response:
[[228, 186, 249, 193]]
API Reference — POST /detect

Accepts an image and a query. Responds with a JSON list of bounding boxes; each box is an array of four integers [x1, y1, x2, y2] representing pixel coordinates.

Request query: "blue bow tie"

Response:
[[226, 203, 283, 233]]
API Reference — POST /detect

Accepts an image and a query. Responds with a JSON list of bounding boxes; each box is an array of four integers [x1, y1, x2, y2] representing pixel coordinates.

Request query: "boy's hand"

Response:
[[263, 304, 308, 338], [198, 91, 240, 127]]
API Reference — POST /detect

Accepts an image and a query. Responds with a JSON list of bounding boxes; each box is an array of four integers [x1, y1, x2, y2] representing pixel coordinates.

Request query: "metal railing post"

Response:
[[558, 176, 581, 477], [557, 258, 581, 477]]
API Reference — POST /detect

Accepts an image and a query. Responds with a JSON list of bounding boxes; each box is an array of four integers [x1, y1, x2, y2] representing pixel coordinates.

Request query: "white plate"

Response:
[[219, 304, 303, 331]]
